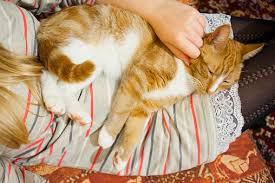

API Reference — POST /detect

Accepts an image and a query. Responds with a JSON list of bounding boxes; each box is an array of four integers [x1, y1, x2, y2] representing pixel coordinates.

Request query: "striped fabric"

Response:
[[5, 0, 95, 15], [0, 1, 244, 182]]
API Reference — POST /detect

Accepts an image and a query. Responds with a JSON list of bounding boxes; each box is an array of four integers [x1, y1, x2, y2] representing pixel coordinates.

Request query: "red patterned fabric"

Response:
[[252, 112, 275, 178], [193, 0, 275, 20]]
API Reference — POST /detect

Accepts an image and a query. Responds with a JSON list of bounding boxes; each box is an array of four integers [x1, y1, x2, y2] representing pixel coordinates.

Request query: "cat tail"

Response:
[[46, 50, 95, 83]]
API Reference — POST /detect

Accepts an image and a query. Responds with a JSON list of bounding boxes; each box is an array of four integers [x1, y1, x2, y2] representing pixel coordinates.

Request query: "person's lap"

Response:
[[0, 1, 274, 178], [231, 17, 275, 130]]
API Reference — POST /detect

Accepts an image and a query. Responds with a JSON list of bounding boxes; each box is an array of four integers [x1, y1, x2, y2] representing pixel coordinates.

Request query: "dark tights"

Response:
[[231, 17, 275, 131]]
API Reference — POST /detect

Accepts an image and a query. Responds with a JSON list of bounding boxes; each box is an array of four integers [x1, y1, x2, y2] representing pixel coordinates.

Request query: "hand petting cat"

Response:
[[96, 0, 206, 65]]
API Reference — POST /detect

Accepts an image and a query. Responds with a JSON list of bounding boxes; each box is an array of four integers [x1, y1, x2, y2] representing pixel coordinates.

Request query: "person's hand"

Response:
[[144, 0, 206, 65], [96, 0, 206, 65]]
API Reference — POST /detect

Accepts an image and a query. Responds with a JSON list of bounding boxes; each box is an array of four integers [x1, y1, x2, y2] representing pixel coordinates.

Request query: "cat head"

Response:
[[188, 24, 264, 94]]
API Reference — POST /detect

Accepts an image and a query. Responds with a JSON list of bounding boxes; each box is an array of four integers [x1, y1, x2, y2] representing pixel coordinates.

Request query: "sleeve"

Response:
[[8, 0, 96, 16], [0, 157, 46, 183]]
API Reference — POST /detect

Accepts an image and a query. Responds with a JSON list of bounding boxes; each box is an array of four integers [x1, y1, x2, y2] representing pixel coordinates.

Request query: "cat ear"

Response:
[[207, 24, 231, 51], [241, 43, 264, 61]]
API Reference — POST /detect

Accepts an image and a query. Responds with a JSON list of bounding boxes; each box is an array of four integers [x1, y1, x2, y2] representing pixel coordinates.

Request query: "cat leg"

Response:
[[57, 68, 102, 124], [98, 84, 138, 149], [112, 107, 150, 171], [41, 70, 66, 115], [64, 94, 92, 125], [98, 55, 178, 149], [57, 83, 92, 125]]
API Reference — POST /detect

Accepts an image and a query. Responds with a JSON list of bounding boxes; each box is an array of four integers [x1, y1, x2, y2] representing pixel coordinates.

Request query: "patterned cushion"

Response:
[[193, 0, 275, 20], [25, 132, 274, 182]]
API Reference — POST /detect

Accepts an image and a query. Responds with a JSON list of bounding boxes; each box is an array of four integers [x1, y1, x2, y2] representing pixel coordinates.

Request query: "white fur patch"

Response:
[[98, 126, 115, 149], [56, 31, 140, 118], [60, 30, 140, 81], [117, 31, 140, 70], [66, 102, 91, 124], [41, 70, 58, 93], [143, 59, 195, 100], [41, 70, 66, 115], [55, 30, 140, 97], [57, 67, 102, 95], [209, 75, 225, 93]]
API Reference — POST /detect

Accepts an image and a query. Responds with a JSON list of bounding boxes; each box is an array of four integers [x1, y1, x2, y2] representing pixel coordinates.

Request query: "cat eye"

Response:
[[223, 80, 230, 83], [208, 68, 214, 74]]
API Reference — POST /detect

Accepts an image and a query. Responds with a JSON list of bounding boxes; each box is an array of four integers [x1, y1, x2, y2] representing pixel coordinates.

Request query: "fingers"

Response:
[[175, 13, 204, 59], [192, 21, 204, 37], [186, 29, 203, 48], [191, 8, 206, 29], [148, 1, 208, 62], [173, 20, 205, 59], [198, 15, 207, 28], [186, 15, 205, 47], [166, 43, 190, 65], [176, 36, 200, 59]]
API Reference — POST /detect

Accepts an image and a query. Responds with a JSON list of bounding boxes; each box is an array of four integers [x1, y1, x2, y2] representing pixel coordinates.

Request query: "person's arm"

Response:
[[96, 0, 206, 64]]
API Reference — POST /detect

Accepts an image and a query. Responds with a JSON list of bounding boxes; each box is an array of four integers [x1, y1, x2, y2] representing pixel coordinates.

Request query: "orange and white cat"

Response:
[[37, 5, 263, 170]]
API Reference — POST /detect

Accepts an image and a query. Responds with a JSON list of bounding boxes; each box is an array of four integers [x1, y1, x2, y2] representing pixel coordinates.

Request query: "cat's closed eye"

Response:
[[208, 67, 214, 74], [223, 80, 230, 83]]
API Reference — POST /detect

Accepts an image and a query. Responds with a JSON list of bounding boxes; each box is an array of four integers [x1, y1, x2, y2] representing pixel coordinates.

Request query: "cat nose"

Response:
[[207, 75, 225, 93], [208, 86, 217, 93], [207, 88, 216, 94], [207, 83, 217, 93], [207, 83, 219, 94]]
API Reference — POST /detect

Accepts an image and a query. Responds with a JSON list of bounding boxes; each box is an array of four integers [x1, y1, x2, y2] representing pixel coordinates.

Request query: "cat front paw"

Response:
[[67, 110, 91, 125], [98, 126, 115, 149], [44, 96, 66, 116], [41, 70, 65, 115], [65, 99, 91, 125], [113, 148, 127, 171]]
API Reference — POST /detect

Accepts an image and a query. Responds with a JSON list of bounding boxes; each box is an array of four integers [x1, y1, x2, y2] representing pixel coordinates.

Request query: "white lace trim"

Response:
[[211, 84, 244, 153], [203, 14, 245, 153]]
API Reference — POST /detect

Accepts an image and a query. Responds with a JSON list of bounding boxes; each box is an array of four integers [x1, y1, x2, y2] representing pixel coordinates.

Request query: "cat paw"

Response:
[[98, 126, 115, 149], [67, 110, 91, 125], [44, 96, 66, 116], [113, 150, 127, 171]]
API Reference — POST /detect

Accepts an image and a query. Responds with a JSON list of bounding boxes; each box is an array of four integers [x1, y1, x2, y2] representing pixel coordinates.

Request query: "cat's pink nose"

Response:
[[206, 85, 217, 94], [207, 89, 216, 94], [207, 87, 217, 93]]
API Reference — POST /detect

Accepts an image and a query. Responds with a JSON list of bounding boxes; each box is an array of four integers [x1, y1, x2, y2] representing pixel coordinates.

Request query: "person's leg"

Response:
[[231, 17, 275, 131], [231, 17, 275, 44]]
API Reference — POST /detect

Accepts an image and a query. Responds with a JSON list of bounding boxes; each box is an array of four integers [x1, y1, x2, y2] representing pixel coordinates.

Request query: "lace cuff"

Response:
[[211, 84, 244, 153]]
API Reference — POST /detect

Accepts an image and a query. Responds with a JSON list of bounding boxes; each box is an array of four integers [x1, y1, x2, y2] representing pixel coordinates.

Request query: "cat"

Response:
[[37, 4, 263, 170]]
